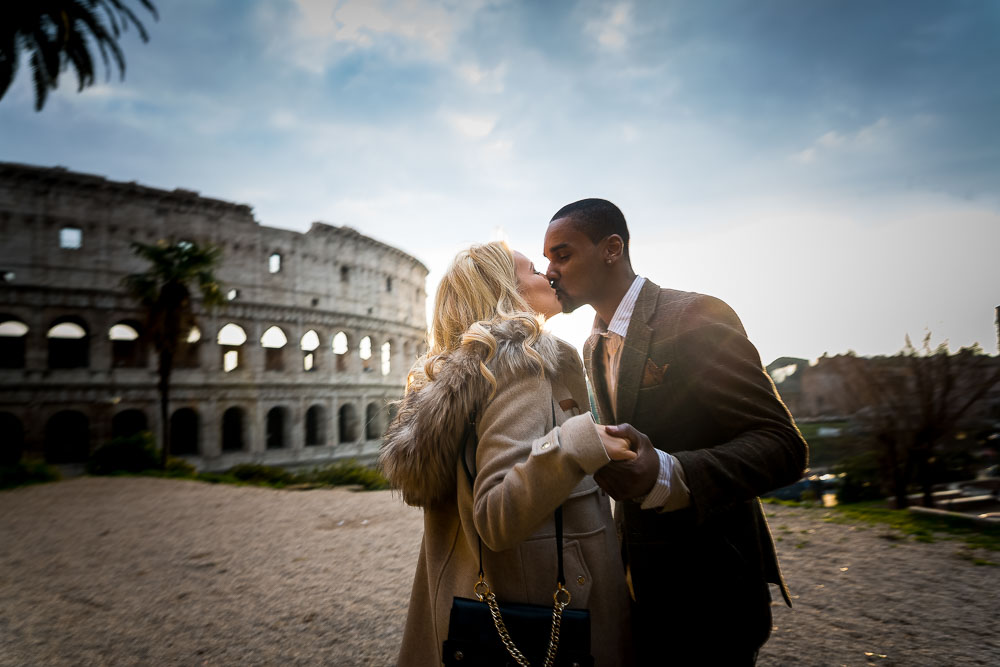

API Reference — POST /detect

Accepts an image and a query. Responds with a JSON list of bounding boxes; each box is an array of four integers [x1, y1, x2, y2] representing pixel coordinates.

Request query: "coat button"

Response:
[[577, 575, 586, 585]]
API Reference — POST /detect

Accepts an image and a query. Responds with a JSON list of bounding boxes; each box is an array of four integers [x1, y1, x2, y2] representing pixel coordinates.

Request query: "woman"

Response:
[[379, 241, 633, 666]]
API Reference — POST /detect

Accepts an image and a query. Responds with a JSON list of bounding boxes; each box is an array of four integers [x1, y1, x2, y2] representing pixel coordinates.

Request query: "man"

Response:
[[543, 199, 807, 665]]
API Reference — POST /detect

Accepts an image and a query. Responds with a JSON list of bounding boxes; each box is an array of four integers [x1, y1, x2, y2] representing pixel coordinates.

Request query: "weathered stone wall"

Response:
[[0, 163, 428, 470]]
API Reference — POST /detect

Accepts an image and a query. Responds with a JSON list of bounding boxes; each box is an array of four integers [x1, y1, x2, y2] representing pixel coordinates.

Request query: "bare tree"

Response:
[[828, 334, 1000, 509]]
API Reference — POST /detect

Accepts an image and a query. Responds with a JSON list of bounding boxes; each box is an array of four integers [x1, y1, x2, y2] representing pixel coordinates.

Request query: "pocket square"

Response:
[[641, 358, 669, 388]]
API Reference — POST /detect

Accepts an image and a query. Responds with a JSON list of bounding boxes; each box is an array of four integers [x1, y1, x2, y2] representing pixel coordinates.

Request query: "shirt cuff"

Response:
[[638, 451, 691, 512]]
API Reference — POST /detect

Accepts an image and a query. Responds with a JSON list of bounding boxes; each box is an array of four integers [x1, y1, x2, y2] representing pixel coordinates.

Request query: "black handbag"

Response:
[[442, 403, 594, 667]]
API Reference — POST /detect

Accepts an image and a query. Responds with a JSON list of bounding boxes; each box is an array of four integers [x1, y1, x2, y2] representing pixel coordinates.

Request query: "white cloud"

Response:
[[792, 117, 891, 164], [587, 3, 632, 50], [457, 61, 507, 93], [445, 112, 496, 139], [272, 0, 488, 72]]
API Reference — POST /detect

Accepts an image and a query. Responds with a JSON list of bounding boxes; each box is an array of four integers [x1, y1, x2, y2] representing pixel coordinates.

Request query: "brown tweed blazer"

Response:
[[583, 279, 808, 611]]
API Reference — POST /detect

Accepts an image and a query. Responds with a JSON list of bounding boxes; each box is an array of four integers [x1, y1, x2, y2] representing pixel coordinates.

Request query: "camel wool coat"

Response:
[[379, 320, 632, 667]]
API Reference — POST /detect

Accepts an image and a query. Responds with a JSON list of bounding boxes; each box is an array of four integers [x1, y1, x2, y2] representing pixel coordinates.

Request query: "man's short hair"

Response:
[[549, 198, 630, 257]]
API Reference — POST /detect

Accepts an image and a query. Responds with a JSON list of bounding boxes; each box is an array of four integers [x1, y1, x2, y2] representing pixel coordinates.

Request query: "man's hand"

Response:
[[593, 423, 660, 501]]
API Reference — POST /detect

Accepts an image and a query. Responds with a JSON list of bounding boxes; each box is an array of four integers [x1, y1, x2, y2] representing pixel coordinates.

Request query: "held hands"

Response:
[[597, 426, 636, 462], [593, 423, 660, 501]]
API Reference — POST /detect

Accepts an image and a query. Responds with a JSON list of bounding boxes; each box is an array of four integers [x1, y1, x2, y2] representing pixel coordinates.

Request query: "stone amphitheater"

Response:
[[0, 162, 428, 471]]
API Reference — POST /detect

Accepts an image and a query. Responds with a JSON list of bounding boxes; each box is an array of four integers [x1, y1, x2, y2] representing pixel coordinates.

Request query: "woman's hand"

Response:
[[598, 424, 637, 461]]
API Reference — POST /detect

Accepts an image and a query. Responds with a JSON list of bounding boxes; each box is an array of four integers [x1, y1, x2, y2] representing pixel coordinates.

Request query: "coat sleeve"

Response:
[[669, 296, 808, 523], [470, 372, 608, 551]]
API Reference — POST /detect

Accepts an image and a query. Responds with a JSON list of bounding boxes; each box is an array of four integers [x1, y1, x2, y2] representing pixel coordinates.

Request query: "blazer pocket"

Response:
[[639, 357, 669, 389]]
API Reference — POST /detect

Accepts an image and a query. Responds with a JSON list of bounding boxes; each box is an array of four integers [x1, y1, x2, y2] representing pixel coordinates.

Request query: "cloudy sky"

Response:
[[2, 0, 998, 365]]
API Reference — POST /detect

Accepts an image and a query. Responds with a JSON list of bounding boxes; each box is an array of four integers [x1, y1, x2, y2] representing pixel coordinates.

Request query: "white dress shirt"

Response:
[[590, 276, 690, 512]]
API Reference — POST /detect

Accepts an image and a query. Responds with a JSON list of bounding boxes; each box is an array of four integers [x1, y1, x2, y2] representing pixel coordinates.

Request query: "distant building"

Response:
[[0, 163, 428, 470]]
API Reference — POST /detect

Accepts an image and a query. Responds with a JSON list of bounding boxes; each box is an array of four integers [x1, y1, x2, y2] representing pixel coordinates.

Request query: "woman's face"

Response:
[[514, 251, 561, 319]]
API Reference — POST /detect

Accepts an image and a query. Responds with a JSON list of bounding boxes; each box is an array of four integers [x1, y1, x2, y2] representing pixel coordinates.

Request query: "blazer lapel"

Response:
[[614, 280, 660, 424], [583, 334, 614, 424]]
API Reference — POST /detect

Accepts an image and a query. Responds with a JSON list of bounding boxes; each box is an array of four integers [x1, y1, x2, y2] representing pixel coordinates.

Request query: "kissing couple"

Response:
[[380, 198, 808, 666]]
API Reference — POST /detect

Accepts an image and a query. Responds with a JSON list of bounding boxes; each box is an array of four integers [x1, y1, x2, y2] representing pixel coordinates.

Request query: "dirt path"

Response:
[[1, 477, 997, 666]]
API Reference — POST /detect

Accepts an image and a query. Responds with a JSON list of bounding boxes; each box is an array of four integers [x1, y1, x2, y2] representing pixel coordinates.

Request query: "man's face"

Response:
[[543, 217, 604, 313]]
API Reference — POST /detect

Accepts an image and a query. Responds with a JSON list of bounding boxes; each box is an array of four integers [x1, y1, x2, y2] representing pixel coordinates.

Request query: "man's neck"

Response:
[[593, 269, 637, 325]]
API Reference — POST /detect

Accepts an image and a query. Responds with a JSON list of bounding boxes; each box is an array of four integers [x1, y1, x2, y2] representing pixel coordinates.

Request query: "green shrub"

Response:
[[837, 451, 884, 504], [87, 432, 159, 475], [164, 457, 197, 478], [303, 460, 389, 490], [0, 460, 62, 490], [226, 463, 295, 487]]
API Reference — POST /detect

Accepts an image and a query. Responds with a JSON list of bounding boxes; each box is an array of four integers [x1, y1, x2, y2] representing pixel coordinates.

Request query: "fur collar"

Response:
[[379, 319, 563, 508]]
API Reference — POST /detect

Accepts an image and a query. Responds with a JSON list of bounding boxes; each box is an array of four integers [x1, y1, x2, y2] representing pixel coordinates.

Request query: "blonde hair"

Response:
[[417, 241, 544, 397]]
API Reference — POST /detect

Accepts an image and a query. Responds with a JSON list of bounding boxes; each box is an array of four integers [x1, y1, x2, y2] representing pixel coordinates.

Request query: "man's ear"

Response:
[[603, 234, 625, 263]]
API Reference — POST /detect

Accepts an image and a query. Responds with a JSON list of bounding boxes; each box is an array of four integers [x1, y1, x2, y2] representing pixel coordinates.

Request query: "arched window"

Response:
[[0, 318, 28, 369], [365, 402, 385, 440], [170, 408, 199, 456], [47, 318, 89, 369], [261, 326, 288, 371], [109, 321, 146, 368], [338, 403, 358, 443], [381, 341, 391, 376], [301, 330, 320, 372], [111, 409, 148, 439], [44, 410, 89, 464], [177, 326, 201, 369], [333, 331, 349, 372], [360, 336, 373, 373], [305, 405, 325, 446], [268, 253, 281, 274], [221, 407, 246, 451], [0, 412, 25, 465], [217, 324, 247, 372], [266, 406, 288, 449]]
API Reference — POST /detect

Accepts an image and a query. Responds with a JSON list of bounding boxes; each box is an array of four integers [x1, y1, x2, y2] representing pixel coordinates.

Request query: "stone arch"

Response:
[[176, 325, 202, 369], [111, 409, 148, 439], [305, 404, 325, 446], [44, 410, 90, 464], [261, 325, 288, 371], [301, 329, 321, 372], [0, 316, 29, 369], [266, 406, 290, 449], [365, 401, 385, 440], [332, 331, 350, 372], [109, 320, 147, 368], [170, 408, 199, 456], [221, 406, 247, 451], [380, 340, 392, 376], [359, 335, 373, 373], [0, 412, 25, 465], [217, 323, 247, 373], [47, 316, 90, 369], [338, 403, 358, 443]]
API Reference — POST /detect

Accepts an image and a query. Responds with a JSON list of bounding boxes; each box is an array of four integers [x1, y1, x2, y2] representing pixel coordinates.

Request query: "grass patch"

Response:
[[822, 501, 1000, 551], [0, 460, 61, 491]]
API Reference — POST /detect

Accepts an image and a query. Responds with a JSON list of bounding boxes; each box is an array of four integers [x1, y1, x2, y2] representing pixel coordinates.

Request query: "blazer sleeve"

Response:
[[669, 296, 808, 523], [471, 372, 608, 551]]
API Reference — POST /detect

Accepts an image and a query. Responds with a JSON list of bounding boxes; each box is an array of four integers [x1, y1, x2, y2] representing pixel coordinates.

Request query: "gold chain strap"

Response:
[[474, 578, 572, 667]]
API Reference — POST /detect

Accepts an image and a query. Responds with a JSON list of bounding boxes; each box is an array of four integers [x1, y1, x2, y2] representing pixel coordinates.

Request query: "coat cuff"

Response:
[[555, 412, 609, 474]]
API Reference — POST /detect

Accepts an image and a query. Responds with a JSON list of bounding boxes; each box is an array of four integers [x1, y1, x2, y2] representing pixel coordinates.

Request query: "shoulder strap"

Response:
[[462, 397, 565, 585]]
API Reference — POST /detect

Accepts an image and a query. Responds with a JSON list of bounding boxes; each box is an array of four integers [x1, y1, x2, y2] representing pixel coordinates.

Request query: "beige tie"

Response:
[[602, 333, 623, 419]]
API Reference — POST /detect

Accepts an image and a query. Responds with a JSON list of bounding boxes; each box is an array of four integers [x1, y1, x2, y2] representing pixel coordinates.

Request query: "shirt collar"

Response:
[[591, 276, 646, 338]]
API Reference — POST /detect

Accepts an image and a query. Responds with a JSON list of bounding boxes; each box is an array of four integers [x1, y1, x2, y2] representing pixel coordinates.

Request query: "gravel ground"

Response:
[[1, 477, 998, 666]]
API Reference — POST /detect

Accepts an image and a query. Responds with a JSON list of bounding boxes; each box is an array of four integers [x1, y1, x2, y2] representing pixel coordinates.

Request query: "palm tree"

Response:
[[123, 240, 224, 468], [1, 0, 158, 111]]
